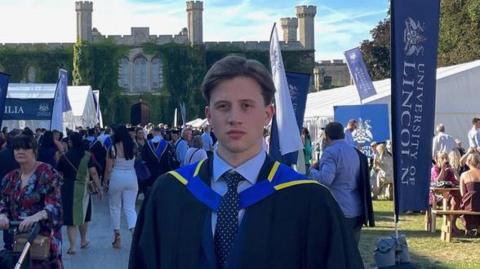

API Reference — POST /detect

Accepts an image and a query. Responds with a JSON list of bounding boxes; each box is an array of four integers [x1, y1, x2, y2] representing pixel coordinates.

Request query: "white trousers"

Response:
[[109, 169, 138, 230]]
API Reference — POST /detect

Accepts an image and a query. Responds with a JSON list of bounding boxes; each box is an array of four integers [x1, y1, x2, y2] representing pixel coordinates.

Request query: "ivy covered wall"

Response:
[[0, 41, 313, 126], [0, 45, 73, 83]]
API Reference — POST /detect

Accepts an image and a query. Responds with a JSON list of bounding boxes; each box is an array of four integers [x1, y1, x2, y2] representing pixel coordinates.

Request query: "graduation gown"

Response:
[[141, 139, 176, 187], [129, 156, 364, 269]]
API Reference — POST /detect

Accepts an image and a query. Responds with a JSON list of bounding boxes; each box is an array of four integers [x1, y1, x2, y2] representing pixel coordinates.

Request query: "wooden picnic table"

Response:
[[425, 187, 460, 233]]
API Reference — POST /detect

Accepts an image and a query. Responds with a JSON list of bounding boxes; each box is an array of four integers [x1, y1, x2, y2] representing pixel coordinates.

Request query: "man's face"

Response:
[[183, 129, 193, 142], [475, 121, 480, 129], [206, 76, 274, 157]]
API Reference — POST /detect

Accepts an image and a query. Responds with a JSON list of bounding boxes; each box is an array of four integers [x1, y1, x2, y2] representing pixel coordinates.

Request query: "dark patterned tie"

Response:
[[214, 170, 244, 269]]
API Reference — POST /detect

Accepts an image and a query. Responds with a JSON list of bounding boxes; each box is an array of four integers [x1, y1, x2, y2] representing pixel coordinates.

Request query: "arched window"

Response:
[[27, 66, 36, 83], [151, 57, 164, 89], [133, 56, 148, 92], [118, 58, 130, 89]]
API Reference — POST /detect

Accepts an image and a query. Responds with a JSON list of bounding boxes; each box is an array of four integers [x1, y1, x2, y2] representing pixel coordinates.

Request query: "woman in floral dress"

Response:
[[0, 134, 63, 269]]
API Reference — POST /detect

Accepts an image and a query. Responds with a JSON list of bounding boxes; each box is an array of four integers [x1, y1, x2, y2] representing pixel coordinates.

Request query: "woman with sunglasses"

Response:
[[0, 134, 63, 269]]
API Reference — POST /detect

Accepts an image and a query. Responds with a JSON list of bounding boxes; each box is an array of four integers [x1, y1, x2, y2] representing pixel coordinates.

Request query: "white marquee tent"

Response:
[[304, 60, 480, 146], [3, 83, 100, 131]]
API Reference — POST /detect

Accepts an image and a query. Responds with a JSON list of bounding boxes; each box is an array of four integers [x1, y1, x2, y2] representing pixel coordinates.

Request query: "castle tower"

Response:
[[186, 1, 203, 45], [76, 1, 93, 42], [296, 5, 316, 50], [280, 17, 298, 43]]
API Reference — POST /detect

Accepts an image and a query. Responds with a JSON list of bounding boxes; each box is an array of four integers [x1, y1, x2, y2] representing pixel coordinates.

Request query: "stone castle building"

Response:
[[314, 60, 351, 90], [0, 1, 339, 124]]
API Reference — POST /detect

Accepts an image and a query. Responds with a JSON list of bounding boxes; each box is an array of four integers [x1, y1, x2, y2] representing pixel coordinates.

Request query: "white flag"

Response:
[[93, 90, 103, 128], [50, 69, 71, 133], [173, 108, 178, 127], [269, 25, 303, 155]]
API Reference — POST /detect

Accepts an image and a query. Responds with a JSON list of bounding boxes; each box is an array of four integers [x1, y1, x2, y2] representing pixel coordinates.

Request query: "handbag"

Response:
[[134, 159, 151, 183], [13, 233, 50, 261]]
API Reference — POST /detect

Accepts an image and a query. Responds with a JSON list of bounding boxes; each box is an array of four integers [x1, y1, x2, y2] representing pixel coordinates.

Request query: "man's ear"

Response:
[[205, 106, 211, 124], [265, 104, 275, 125]]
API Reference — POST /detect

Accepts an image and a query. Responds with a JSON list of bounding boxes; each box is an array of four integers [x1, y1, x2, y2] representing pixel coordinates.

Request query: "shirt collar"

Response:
[[213, 149, 266, 185], [150, 135, 163, 143]]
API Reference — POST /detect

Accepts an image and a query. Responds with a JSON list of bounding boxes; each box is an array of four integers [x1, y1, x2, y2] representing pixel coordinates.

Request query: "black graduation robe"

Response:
[[129, 156, 364, 269], [355, 149, 375, 227], [141, 140, 176, 187]]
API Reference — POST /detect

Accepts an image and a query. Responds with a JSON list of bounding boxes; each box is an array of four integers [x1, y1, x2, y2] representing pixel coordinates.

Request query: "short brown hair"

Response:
[[201, 55, 275, 106]]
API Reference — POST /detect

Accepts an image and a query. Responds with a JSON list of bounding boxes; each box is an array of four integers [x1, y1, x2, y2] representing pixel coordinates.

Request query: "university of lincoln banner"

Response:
[[344, 47, 377, 101], [391, 0, 440, 214]]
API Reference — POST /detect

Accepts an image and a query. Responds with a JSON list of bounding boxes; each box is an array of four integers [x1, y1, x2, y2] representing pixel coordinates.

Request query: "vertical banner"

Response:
[[179, 102, 186, 127], [268, 24, 304, 166], [391, 0, 440, 214], [269, 72, 310, 165], [0, 72, 10, 128], [92, 90, 103, 127], [344, 47, 377, 101], [51, 69, 71, 132], [334, 104, 390, 157]]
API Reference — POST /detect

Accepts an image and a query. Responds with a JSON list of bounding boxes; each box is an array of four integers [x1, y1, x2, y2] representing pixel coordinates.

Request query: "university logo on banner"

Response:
[[344, 47, 377, 101], [334, 104, 389, 157], [0, 72, 10, 128], [391, 0, 441, 214]]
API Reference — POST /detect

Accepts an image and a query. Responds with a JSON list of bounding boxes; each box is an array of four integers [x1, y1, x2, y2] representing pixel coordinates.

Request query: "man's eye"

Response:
[[242, 103, 253, 110]]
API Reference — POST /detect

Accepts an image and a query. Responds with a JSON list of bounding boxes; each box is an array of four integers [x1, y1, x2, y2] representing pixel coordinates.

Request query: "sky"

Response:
[[0, 0, 389, 61]]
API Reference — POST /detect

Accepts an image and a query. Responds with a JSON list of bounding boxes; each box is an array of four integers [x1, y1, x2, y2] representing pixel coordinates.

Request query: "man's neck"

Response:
[[216, 143, 262, 168]]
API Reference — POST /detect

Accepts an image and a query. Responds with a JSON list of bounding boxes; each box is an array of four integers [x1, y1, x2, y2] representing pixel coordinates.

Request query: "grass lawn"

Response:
[[359, 201, 480, 269]]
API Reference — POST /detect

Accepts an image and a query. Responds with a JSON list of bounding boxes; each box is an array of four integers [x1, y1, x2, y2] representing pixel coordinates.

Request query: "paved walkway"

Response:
[[62, 196, 134, 269], [0, 196, 137, 268]]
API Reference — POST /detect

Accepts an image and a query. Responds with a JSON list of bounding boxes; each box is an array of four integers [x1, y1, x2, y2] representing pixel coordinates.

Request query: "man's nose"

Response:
[[227, 106, 243, 125]]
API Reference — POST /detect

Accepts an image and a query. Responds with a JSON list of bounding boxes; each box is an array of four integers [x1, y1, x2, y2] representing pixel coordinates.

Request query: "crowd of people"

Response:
[[0, 55, 477, 268], [429, 121, 480, 236]]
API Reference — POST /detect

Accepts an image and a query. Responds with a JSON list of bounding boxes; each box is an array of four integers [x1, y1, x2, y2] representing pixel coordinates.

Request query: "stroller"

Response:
[[0, 221, 41, 269]]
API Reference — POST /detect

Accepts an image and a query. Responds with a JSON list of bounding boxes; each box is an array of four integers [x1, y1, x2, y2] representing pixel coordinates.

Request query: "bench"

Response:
[[431, 209, 480, 242]]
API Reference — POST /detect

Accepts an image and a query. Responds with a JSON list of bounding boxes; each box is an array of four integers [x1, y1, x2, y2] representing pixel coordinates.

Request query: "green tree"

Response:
[[360, 0, 480, 80], [360, 18, 390, 80]]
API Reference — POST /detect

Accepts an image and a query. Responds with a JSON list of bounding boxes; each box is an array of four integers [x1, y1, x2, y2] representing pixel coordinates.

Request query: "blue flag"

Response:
[[0, 72, 10, 128], [334, 104, 390, 158], [391, 0, 440, 215], [344, 47, 377, 101], [269, 72, 311, 165]]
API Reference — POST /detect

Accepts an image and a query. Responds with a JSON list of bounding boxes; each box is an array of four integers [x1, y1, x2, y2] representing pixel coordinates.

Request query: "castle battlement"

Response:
[[93, 31, 188, 46], [280, 17, 298, 27], [186, 1, 203, 11], [0, 43, 74, 50], [75, 1, 93, 11], [204, 40, 303, 51], [318, 59, 345, 65], [296, 5, 317, 17]]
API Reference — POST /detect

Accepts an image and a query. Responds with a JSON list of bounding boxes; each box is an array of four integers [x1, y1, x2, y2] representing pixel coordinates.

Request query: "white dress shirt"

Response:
[[210, 149, 266, 235]]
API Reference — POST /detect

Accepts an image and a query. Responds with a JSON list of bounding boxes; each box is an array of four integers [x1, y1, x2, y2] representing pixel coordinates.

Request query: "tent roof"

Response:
[[305, 60, 480, 119]]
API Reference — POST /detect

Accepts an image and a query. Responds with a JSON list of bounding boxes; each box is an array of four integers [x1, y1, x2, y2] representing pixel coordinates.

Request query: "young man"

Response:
[[129, 56, 363, 269], [310, 122, 374, 245]]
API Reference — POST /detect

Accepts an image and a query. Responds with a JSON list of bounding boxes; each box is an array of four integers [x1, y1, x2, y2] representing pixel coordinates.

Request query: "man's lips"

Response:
[[226, 130, 246, 138]]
